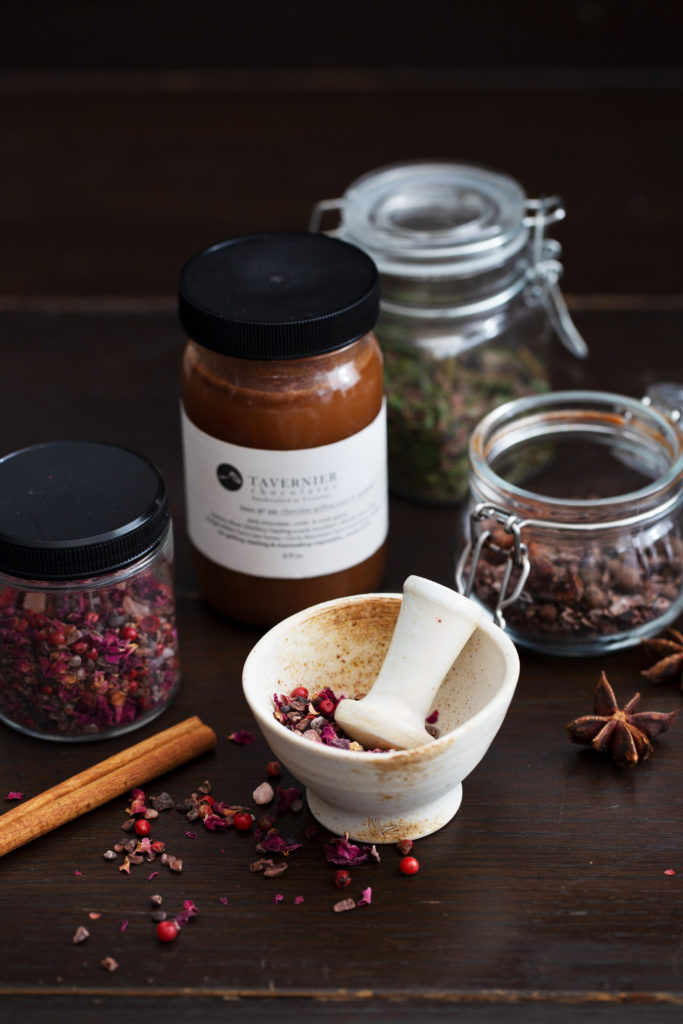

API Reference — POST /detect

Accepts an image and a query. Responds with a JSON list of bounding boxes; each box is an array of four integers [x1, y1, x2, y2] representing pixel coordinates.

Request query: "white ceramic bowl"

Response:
[[242, 592, 519, 843]]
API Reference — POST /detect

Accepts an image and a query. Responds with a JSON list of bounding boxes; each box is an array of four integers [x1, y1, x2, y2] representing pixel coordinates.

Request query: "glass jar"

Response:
[[311, 161, 588, 504], [178, 231, 388, 626], [0, 441, 180, 740], [455, 389, 683, 656]]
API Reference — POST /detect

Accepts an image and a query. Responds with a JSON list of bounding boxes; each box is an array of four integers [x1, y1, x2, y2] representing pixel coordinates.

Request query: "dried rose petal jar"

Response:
[[0, 441, 180, 740], [456, 389, 683, 656]]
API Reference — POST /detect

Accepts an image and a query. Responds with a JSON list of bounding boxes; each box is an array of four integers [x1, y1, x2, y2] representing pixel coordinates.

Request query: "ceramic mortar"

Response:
[[242, 591, 520, 843]]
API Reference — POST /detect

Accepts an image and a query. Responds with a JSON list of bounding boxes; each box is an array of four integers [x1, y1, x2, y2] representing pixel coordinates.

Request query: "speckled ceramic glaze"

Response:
[[242, 591, 519, 843]]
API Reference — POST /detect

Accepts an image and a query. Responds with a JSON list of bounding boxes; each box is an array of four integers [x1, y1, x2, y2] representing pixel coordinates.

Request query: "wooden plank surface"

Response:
[[0, 308, 681, 1024]]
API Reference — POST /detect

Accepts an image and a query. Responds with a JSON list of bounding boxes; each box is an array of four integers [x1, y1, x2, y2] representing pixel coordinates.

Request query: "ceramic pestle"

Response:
[[334, 576, 487, 750]]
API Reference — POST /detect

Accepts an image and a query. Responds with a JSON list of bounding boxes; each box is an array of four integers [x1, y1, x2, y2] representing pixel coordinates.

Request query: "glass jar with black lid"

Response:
[[0, 441, 180, 740]]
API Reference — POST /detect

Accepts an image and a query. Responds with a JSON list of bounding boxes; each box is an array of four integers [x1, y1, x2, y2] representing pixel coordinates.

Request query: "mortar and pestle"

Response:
[[242, 576, 519, 842]]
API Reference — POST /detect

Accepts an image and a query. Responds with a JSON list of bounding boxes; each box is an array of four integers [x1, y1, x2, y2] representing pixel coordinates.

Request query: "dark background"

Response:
[[2, 0, 682, 304], [2, 7, 683, 1022]]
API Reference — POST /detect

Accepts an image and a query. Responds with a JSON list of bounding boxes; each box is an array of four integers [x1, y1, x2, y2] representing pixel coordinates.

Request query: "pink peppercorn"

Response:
[[156, 920, 178, 942], [233, 811, 253, 832], [400, 856, 420, 875]]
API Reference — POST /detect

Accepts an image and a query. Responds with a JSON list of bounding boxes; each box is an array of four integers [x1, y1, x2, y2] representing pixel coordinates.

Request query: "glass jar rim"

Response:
[[468, 389, 683, 526]]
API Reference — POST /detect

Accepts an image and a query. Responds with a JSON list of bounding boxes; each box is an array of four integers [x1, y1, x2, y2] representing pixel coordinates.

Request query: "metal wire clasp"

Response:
[[455, 503, 531, 628], [309, 198, 343, 233], [523, 196, 589, 360]]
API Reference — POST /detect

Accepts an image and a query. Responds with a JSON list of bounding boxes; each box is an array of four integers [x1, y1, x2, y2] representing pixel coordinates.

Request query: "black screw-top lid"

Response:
[[0, 442, 170, 582], [177, 231, 380, 359]]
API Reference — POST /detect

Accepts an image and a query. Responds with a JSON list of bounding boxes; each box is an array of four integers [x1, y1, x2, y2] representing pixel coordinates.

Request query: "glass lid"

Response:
[[334, 161, 529, 276]]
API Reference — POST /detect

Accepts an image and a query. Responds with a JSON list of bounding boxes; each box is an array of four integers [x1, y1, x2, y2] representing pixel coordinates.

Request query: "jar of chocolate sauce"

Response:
[[178, 232, 388, 626]]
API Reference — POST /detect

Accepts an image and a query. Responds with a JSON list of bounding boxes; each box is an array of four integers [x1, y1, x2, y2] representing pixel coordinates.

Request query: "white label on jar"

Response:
[[181, 403, 388, 579]]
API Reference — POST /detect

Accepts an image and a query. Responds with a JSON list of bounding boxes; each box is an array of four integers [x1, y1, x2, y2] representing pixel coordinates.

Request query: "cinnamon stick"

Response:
[[0, 715, 216, 858]]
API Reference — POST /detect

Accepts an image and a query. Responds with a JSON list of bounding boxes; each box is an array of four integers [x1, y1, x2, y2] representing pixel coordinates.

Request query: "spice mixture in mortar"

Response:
[[274, 686, 440, 750]]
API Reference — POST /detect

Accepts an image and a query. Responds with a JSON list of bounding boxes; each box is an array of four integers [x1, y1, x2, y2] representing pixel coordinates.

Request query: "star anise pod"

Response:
[[641, 628, 683, 690], [566, 672, 677, 768]]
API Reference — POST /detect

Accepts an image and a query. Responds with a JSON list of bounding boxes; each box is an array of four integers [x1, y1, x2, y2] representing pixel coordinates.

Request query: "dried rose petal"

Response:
[[72, 926, 90, 944], [357, 886, 372, 906], [324, 834, 379, 867], [100, 957, 119, 972], [175, 899, 199, 928], [5, 791, 23, 801], [277, 786, 303, 813], [228, 730, 255, 745]]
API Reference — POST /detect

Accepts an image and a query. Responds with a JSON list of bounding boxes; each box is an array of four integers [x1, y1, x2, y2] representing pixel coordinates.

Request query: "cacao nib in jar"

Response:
[[456, 390, 683, 656], [178, 232, 388, 626], [0, 441, 180, 740], [311, 161, 588, 504]]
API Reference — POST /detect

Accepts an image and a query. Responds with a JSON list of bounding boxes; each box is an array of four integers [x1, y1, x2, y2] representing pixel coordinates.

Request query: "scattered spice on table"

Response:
[[641, 628, 683, 689], [566, 671, 678, 767], [0, 573, 178, 737], [83, 768, 419, 964]]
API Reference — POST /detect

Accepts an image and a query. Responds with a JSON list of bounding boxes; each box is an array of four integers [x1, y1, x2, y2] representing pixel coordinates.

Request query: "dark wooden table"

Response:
[[1, 25, 683, 1020]]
